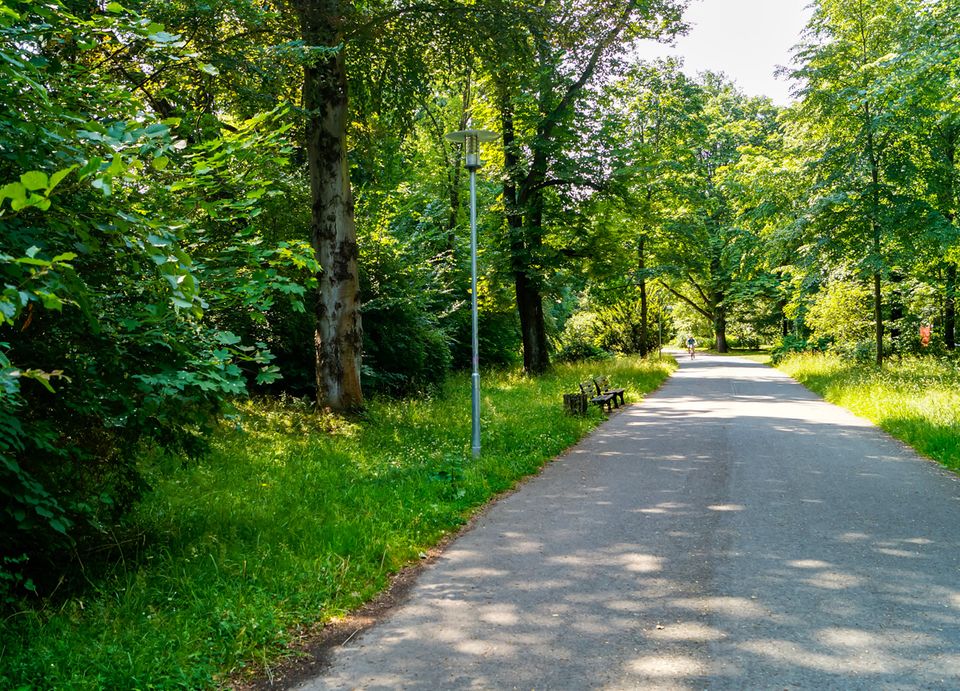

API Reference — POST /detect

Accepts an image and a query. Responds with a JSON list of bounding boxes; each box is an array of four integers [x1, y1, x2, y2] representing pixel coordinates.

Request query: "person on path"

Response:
[[686, 335, 697, 359]]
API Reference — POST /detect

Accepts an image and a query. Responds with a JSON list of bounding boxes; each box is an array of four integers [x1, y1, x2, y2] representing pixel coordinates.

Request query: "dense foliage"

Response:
[[0, 1, 309, 598]]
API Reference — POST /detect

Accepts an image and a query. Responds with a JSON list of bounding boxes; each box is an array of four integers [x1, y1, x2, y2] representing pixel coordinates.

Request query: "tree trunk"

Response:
[[864, 100, 884, 366], [946, 262, 956, 349], [638, 235, 648, 357], [873, 270, 883, 365], [779, 297, 790, 337], [714, 302, 728, 353], [291, 0, 363, 410], [500, 82, 550, 374], [515, 192, 550, 374], [515, 270, 549, 374]]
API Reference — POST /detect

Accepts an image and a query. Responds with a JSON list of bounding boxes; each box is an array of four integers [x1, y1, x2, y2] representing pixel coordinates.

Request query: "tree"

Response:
[[652, 75, 780, 352], [791, 0, 907, 364], [889, 0, 960, 347], [288, 1, 364, 409], [485, 0, 686, 373], [595, 59, 704, 355]]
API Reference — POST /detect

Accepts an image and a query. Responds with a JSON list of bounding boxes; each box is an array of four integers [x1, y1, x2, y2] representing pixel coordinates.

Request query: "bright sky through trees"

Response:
[[634, 0, 813, 105]]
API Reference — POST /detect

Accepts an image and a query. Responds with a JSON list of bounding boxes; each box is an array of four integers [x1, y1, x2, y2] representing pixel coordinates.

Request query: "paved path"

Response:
[[299, 354, 960, 689]]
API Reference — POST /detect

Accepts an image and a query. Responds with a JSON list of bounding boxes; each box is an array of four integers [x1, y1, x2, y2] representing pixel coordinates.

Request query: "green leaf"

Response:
[[38, 293, 63, 311], [149, 31, 181, 44], [47, 165, 77, 193], [49, 518, 69, 535], [214, 331, 242, 345], [198, 63, 219, 76], [151, 156, 170, 171], [91, 177, 112, 197], [20, 171, 48, 191], [0, 182, 26, 204], [106, 154, 125, 176]]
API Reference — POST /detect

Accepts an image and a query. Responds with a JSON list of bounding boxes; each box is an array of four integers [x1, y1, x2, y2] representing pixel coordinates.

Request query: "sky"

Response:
[[633, 0, 815, 105]]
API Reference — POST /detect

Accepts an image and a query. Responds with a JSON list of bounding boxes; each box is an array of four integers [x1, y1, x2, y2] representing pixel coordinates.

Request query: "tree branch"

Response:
[[540, 2, 635, 141], [658, 279, 714, 322], [530, 177, 605, 193], [685, 271, 712, 307]]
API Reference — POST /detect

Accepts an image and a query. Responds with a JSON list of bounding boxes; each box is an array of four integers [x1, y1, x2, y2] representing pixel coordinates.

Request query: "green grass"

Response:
[[779, 352, 960, 471], [708, 349, 772, 364], [0, 357, 674, 689]]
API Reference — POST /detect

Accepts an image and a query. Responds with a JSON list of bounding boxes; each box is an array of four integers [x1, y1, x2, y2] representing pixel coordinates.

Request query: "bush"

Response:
[[593, 300, 658, 355], [727, 334, 762, 350], [805, 278, 873, 347], [556, 312, 610, 362], [770, 334, 832, 364], [363, 302, 452, 395], [0, 8, 302, 600], [556, 341, 611, 363]]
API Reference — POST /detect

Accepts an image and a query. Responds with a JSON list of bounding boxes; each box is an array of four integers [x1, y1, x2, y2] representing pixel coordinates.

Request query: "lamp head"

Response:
[[445, 129, 498, 171]]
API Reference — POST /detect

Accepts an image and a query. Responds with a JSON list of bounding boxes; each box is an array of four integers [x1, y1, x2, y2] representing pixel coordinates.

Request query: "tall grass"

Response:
[[0, 357, 674, 689], [779, 353, 960, 470]]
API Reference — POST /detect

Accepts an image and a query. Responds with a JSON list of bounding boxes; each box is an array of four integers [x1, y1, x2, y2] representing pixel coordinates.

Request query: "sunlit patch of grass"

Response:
[[706, 349, 772, 364], [779, 353, 960, 470], [0, 356, 675, 689], [727, 351, 771, 364]]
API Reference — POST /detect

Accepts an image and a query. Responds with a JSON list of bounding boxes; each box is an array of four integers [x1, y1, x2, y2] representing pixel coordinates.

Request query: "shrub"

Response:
[[805, 278, 872, 347], [556, 312, 610, 362], [0, 7, 302, 599], [770, 334, 832, 364], [593, 300, 658, 355], [363, 302, 452, 395]]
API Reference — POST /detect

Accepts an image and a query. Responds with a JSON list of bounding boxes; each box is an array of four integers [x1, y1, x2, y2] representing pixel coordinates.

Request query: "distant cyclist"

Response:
[[686, 335, 697, 359]]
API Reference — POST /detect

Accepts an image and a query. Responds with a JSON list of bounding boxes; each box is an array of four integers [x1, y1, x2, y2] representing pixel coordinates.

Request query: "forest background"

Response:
[[1, 0, 959, 685]]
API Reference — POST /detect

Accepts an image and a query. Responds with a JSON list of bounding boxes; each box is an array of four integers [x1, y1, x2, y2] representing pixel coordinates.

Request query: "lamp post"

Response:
[[445, 128, 497, 459]]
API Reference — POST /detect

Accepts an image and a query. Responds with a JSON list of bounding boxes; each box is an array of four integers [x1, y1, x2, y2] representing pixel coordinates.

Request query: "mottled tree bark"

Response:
[[290, 0, 363, 409]]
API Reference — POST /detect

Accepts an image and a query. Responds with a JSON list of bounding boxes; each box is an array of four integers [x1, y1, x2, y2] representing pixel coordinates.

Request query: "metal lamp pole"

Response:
[[445, 128, 498, 459]]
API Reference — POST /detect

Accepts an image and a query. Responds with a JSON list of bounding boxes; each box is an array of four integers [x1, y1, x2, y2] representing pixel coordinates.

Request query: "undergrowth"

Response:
[[0, 357, 674, 689], [779, 352, 960, 470]]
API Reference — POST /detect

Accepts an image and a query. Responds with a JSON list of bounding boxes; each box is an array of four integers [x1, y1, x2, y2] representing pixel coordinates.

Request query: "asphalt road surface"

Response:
[[299, 354, 960, 689]]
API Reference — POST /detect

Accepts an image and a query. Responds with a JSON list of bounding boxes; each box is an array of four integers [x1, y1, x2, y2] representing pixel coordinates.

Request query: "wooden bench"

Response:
[[593, 375, 625, 407], [580, 380, 616, 413]]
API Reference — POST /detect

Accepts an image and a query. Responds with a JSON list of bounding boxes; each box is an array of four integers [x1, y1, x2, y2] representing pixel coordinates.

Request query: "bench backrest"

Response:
[[593, 375, 609, 391], [579, 380, 597, 396]]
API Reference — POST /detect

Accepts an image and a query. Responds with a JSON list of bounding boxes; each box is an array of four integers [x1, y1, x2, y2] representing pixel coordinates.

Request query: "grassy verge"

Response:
[[779, 352, 960, 471], [0, 357, 674, 689], [708, 349, 771, 364]]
